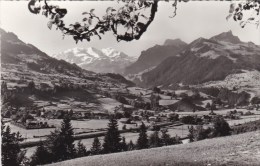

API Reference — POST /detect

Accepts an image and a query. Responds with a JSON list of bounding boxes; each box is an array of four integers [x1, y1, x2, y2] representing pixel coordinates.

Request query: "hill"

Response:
[[46, 131, 260, 166]]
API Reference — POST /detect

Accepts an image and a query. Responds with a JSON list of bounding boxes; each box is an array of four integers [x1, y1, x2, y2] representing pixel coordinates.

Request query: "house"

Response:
[[119, 118, 132, 124], [149, 116, 158, 122], [132, 115, 142, 121], [91, 111, 109, 119], [26, 120, 40, 128]]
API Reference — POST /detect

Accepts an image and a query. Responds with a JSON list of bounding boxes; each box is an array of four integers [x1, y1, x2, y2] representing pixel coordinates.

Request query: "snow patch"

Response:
[[87, 47, 100, 58], [200, 51, 221, 59]]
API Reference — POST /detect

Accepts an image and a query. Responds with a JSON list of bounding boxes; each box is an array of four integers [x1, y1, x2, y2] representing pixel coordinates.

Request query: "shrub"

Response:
[[212, 117, 231, 137]]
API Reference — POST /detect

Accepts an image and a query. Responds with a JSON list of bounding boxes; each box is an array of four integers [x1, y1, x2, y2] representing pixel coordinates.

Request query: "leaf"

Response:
[[106, 7, 112, 13], [83, 18, 88, 22], [239, 21, 245, 26], [88, 19, 92, 25], [82, 12, 88, 15], [99, 30, 104, 34], [90, 9, 95, 13], [233, 15, 237, 21], [137, 22, 145, 29], [239, 21, 247, 28], [141, 14, 148, 20], [226, 14, 232, 21], [47, 21, 53, 30], [237, 12, 243, 20], [248, 17, 255, 21], [135, 15, 139, 22], [73, 36, 79, 44], [229, 3, 235, 13]]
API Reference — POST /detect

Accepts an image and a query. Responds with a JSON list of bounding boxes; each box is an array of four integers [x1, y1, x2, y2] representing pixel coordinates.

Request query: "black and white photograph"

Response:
[[1, 0, 260, 166]]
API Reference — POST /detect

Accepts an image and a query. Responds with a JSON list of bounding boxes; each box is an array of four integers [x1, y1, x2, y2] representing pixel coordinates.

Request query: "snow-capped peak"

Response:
[[87, 47, 100, 58], [101, 47, 121, 57], [52, 47, 135, 73]]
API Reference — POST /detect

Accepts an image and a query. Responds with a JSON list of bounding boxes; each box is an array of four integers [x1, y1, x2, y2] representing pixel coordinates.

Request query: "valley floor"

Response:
[[46, 130, 260, 166]]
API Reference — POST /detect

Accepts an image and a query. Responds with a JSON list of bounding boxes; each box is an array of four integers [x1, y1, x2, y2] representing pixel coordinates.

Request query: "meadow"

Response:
[[46, 131, 260, 166]]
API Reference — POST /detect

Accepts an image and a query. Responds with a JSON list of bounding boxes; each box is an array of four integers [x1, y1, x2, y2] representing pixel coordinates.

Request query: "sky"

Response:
[[1, 1, 259, 57]]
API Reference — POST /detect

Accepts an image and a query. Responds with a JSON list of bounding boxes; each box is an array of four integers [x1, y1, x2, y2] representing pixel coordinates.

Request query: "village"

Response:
[[2, 77, 260, 159], [1, 59, 260, 159]]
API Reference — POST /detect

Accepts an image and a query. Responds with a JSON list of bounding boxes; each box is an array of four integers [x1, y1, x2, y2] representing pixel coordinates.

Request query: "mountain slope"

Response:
[[47, 131, 260, 166], [124, 39, 187, 75], [1, 28, 134, 111], [53, 47, 136, 74], [141, 31, 260, 89], [1, 29, 94, 77]]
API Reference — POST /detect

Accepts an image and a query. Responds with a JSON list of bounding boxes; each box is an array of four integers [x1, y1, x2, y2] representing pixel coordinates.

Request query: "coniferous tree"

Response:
[[76, 141, 87, 157], [2, 124, 24, 166], [136, 122, 149, 149], [127, 140, 135, 151], [60, 116, 76, 158], [91, 137, 102, 155], [188, 126, 195, 142], [30, 141, 51, 166], [47, 116, 76, 161], [149, 130, 161, 148], [160, 129, 171, 146], [120, 137, 128, 151], [103, 116, 122, 153]]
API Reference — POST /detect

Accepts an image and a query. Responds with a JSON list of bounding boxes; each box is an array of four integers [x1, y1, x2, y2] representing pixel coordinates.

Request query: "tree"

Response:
[[212, 117, 231, 137], [1, 81, 8, 93], [60, 116, 76, 158], [227, 0, 260, 28], [136, 122, 149, 149], [27, 81, 35, 90], [205, 102, 211, 110], [30, 142, 52, 166], [47, 116, 76, 162], [76, 141, 88, 157], [90, 137, 102, 155], [193, 125, 212, 141], [188, 125, 195, 142], [153, 86, 161, 94], [2, 124, 25, 166], [160, 129, 171, 146], [103, 116, 122, 153], [120, 137, 128, 151], [127, 140, 135, 151], [122, 124, 127, 130], [27, 0, 171, 43], [251, 97, 260, 104], [149, 130, 161, 148], [27, 0, 258, 44], [211, 103, 217, 111]]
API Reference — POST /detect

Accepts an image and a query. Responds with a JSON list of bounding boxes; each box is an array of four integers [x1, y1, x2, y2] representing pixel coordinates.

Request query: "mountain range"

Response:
[[124, 39, 187, 76], [1, 27, 259, 99], [53, 47, 136, 74], [125, 31, 260, 97]]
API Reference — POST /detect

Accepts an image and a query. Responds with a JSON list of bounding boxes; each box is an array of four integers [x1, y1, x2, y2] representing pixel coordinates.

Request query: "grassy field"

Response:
[[46, 131, 260, 166]]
